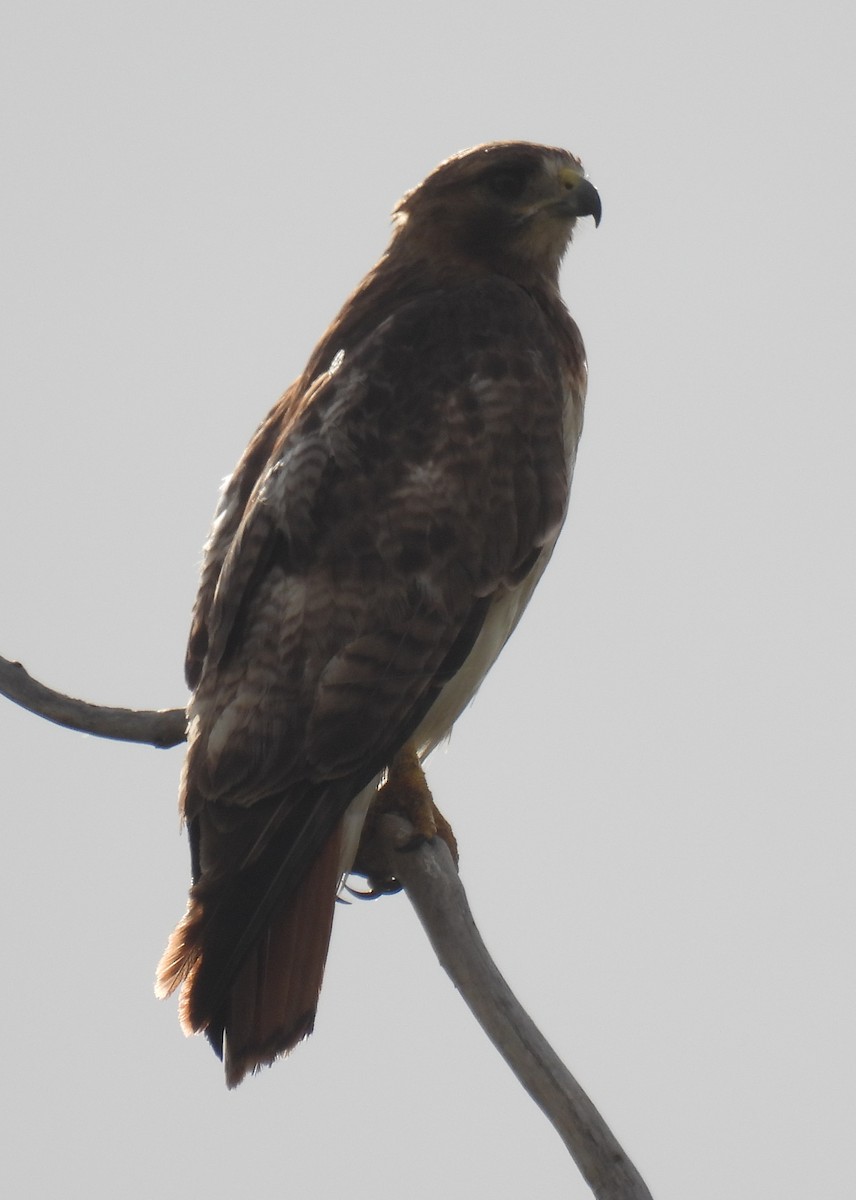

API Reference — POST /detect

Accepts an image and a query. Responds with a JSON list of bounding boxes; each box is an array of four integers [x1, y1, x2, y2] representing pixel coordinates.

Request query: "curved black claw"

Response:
[[343, 875, 403, 900]]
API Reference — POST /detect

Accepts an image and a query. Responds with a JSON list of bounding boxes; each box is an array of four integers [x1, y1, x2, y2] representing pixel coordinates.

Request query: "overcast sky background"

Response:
[[1, 3, 853, 1198]]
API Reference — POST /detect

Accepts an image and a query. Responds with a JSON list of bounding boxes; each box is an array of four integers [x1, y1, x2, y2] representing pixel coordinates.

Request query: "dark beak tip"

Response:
[[564, 177, 601, 228], [582, 181, 602, 228]]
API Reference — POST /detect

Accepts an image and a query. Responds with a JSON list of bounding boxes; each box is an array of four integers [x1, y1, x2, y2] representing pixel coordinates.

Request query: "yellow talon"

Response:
[[353, 744, 459, 888]]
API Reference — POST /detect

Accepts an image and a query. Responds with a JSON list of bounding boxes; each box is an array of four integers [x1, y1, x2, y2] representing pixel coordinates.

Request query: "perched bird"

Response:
[[156, 141, 600, 1087]]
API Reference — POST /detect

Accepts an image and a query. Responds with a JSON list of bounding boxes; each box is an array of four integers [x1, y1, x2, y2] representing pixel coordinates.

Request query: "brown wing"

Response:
[[184, 382, 307, 692], [157, 278, 574, 1084]]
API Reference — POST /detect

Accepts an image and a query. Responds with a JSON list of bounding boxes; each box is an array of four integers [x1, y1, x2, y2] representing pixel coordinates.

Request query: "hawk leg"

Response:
[[351, 744, 458, 895]]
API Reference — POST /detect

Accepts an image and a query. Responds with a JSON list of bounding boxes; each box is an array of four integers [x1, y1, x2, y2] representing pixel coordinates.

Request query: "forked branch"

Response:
[[0, 654, 652, 1200]]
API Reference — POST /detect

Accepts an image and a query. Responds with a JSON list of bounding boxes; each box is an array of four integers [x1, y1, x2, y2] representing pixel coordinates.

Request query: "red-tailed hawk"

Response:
[[156, 141, 601, 1086]]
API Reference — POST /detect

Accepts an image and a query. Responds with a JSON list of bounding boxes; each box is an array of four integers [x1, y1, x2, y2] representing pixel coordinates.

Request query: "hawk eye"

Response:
[[484, 166, 530, 201]]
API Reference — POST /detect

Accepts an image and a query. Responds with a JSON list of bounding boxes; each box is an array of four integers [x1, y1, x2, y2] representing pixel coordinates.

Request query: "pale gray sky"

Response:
[[2, 3, 853, 1198]]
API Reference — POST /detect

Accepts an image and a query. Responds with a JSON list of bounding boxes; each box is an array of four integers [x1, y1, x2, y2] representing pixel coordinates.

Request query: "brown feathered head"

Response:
[[390, 141, 601, 283]]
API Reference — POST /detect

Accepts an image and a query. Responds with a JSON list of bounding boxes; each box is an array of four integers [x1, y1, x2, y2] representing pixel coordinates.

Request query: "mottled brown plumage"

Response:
[[156, 141, 600, 1087]]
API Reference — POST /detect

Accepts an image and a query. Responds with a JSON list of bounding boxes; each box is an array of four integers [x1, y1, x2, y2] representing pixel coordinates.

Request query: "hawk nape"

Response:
[[156, 141, 601, 1087]]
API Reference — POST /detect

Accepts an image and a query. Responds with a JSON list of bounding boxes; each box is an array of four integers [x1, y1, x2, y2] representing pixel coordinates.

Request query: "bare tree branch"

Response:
[[1, 655, 652, 1199], [377, 813, 653, 1200], [0, 654, 186, 747]]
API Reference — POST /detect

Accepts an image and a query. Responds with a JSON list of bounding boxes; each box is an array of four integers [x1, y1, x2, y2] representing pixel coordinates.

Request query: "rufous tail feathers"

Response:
[[156, 827, 342, 1088]]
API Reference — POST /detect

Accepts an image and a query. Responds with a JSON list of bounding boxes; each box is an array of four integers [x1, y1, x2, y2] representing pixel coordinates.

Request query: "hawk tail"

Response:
[[155, 826, 343, 1088]]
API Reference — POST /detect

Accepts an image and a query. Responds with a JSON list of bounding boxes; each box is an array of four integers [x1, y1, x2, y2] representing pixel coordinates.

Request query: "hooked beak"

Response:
[[556, 167, 602, 227]]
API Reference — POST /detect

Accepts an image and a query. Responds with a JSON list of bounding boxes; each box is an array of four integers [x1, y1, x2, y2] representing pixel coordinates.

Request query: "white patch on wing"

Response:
[[198, 472, 242, 566], [210, 473, 237, 529], [402, 460, 445, 491], [322, 366, 368, 427], [206, 702, 244, 768], [468, 373, 500, 396]]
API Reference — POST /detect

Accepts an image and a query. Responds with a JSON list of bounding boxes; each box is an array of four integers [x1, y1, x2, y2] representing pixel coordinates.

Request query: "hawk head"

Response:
[[391, 141, 601, 284]]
